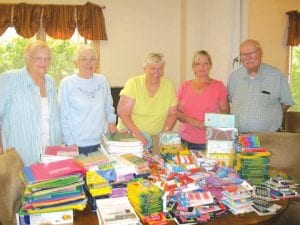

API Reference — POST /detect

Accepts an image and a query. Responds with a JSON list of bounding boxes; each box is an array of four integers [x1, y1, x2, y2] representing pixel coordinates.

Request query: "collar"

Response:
[[22, 67, 51, 90], [241, 64, 265, 80]]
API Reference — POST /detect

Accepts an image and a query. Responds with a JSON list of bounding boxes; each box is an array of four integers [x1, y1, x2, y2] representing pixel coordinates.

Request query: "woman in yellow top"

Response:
[[117, 53, 177, 146]]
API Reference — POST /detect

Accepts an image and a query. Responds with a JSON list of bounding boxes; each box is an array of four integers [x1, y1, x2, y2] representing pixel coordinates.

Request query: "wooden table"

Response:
[[74, 136, 289, 224], [74, 199, 288, 225]]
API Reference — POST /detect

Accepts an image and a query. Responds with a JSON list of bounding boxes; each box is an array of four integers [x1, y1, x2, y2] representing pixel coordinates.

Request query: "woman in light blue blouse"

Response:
[[0, 41, 62, 166], [58, 45, 117, 155]]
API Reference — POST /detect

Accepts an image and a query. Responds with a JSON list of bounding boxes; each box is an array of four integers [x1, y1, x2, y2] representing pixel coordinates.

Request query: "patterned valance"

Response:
[[0, 2, 107, 40]]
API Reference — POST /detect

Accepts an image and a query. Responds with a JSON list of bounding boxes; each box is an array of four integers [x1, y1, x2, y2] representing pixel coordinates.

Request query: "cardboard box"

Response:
[[17, 210, 73, 225]]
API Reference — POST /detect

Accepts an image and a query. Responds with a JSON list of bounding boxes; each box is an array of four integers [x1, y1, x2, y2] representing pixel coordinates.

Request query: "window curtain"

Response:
[[287, 10, 300, 46], [13, 3, 42, 38], [43, 5, 76, 40], [0, 4, 13, 36], [76, 2, 107, 40], [0, 2, 107, 41]]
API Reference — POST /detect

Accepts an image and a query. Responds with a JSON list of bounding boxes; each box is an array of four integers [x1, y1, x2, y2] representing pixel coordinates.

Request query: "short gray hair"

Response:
[[240, 39, 263, 53], [74, 44, 98, 61], [143, 52, 165, 67]]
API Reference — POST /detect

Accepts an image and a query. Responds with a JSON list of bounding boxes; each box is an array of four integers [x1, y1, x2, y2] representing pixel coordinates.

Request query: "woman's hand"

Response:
[[135, 133, 149, 147], [108, 123, 118, 134], [187, 117, 205, 129]]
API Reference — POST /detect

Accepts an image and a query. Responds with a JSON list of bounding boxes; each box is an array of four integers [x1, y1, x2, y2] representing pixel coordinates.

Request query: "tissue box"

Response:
[[206, 140, 234, 154], [206, 127, 238, 141], [205, 113, 236, 128], [159, 131, 181, 146]]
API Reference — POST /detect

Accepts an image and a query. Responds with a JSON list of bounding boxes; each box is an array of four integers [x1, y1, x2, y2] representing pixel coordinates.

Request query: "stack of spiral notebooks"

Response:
[[234, 135, 271, 185], [127, 179, 165, 223]]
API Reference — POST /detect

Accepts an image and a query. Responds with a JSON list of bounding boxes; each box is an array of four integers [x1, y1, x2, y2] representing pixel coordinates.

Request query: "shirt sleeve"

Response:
[[104, 78, 117, 123], [279, 74, 294, 106], [227, 72, 236, 102], [177, 81, 188, 103], [120, 77, 137, 99], [58, 79, 75, 145], [0, 73, 12, 123]]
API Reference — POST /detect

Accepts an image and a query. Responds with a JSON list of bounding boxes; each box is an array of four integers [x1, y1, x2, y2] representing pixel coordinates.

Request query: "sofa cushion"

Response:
[[254, 132, 300, 183], [253, 132, 300, 225]]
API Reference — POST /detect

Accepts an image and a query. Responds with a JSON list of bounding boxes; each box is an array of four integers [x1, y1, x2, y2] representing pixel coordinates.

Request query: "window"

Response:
[[0, 28, 33, 73], [289, 46, 300, 111], [0, 27, 87, 87]]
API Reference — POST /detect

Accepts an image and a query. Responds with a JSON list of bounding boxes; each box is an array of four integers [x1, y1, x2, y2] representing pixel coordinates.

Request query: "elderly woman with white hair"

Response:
[[0, 40, 62, 166], [117, 52, 177, 146], [58, 45, 117, 155]]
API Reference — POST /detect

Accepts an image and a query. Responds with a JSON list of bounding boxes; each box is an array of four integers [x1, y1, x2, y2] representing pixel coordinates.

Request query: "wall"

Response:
[[1, 0, 248, 88], [248, 0, 300, 75], [99, 0, 181, 87], [2, 0, 181, 87], [185, 0, 247, 82], [4, 1, 299, 86]]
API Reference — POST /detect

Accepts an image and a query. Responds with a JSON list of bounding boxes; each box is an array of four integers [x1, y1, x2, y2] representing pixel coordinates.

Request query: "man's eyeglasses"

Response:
[[30, 56, 51, 63], [240, 49, 258, 59], [79, 57, 97, 63]]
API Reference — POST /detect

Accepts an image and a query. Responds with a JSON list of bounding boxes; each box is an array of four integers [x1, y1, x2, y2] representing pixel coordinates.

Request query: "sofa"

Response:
[[0, 148, 25, 225], [285, 111, 300, 133], [252, 132, 300, 225]]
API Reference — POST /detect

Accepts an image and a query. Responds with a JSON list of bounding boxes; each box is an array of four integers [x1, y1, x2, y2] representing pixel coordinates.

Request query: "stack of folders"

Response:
[[111, 155, 136, 183], [120, 153, 150, 175], [75, 151, 111, 171], [84, 170, 113, 211], [96, 197, 141, 225], [41, 145, 79, 163], [19, 158, 87, 214], [85, 170, 112, 197], [100, 133, 144, 157]]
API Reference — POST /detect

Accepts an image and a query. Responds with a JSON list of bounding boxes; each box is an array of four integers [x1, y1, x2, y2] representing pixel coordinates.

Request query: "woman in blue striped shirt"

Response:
[[0, 41, 62, 166]]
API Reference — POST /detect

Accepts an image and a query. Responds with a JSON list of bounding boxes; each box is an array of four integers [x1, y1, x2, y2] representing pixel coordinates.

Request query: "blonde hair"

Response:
[[192, 50, 212, 67], [143, 52, 165, 67], [23, 40, 51, 64], [74, 45, 98, 61]]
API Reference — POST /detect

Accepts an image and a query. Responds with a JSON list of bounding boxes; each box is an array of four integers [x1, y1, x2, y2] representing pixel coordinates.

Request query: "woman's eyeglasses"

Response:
[[79, 57, 97, 63], [30, 56, 51, 63]]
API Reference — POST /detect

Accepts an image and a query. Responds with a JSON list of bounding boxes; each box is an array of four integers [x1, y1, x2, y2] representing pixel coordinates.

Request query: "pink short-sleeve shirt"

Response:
[[177, 79, 228, 144]]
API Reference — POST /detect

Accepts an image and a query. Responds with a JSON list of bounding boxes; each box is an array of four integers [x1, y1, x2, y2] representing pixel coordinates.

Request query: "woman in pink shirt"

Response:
[[177, 50, 230, 151]]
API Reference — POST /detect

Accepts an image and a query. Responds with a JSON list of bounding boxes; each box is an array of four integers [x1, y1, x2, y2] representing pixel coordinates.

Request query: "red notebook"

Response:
[[30, 158, 86, 182], [43, 145, 79, 157]]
